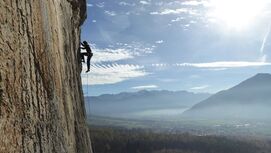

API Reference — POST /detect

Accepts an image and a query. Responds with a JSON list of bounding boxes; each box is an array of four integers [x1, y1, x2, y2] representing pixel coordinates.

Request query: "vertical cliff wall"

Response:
[[0, 0, 92, 153]]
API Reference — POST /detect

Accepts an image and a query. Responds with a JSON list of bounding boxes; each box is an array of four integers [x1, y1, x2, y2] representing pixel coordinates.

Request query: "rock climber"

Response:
[[80, 41, 93, 73]]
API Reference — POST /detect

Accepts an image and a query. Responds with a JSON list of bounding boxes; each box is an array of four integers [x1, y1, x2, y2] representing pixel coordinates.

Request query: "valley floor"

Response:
[[88, 125, 271, 153], [88, 115, 271, 140], [88, 115, 271, 153]]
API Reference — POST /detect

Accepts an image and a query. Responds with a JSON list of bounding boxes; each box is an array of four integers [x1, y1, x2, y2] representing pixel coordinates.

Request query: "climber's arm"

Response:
[[80, 43, 86, 49]]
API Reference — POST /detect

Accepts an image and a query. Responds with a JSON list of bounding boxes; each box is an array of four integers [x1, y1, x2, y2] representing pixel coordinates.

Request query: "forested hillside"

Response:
[[89, 126, 271, 153]]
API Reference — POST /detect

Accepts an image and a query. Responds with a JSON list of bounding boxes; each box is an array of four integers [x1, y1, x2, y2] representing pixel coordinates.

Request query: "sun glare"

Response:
[[208, 0, 266, 30]]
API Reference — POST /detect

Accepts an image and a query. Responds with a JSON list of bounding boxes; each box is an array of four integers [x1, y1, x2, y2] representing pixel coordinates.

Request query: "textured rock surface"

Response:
[[0, 0, 92, 153]]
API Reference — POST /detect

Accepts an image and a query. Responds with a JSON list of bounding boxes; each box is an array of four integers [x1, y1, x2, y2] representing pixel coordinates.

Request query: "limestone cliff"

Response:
[[0, 0, 92, 153]]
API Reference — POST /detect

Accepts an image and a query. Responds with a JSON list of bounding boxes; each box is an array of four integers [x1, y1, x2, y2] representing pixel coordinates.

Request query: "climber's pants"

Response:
[[81, 52, 93, 70]]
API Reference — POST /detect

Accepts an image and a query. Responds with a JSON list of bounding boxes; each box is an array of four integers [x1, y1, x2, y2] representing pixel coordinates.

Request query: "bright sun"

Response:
[[208, 0, 266, 30]]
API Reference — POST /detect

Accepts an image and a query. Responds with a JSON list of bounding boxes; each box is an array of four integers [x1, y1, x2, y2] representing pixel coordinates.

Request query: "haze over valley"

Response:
[[87, 73, 271, 139], [85, 90, 210, 119]]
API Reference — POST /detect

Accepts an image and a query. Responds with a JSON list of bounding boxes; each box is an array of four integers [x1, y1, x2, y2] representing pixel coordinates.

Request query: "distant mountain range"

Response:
[[85, 90, 211, 119], [183, 73, 271, 120]]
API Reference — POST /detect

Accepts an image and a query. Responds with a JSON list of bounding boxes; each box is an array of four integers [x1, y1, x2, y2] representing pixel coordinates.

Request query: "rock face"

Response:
[[0, 0, 92, 153]]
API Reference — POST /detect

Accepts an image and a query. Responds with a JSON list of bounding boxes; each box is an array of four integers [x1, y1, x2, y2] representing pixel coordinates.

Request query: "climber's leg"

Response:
[[81, 55, 85, 63], [81, 53, 88, 63], [86, 53, 93, 73]]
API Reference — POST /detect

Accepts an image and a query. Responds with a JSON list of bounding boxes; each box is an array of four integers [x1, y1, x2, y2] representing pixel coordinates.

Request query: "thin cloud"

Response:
[[205, 68, 228, 71], [167, 1, 183, 6], [96, 2, 105, 8], [151, 63, 168, 67], [115, 42, 155, 54], [105, 10, 116, 16], [181, 1, 206, 6], [175, 61, 271, 68], [82, 64, 149, 85], [191, 85, 209, 90], [131, 85, 158, 90], [158, 78, 177, 83], [140, 1, 151, 5], [87, 3, 93, 7], [171, 17, 185, 23], [91, 49, 134, 63], [259, 55, 267, 63], [155, 2, 164, 6], [190, 20, 197, 24], [260, 24, 271, 62], [119, 2, 136, 6], [155, 40, 164, 44], [150, 8, 197, 15], [150, 12, 159, 15], [81, 42, 154, 63]]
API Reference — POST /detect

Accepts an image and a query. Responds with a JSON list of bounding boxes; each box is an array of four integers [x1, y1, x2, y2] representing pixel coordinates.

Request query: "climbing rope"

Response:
[[86, 69, 90, 116]]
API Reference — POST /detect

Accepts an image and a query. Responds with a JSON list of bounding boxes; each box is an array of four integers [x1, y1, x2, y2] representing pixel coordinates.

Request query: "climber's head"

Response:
[[83, 41, 88, 46]]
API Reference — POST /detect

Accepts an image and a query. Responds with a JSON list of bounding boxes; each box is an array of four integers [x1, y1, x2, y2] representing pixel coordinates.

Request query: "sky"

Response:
[[81, 0, 271, 96]]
